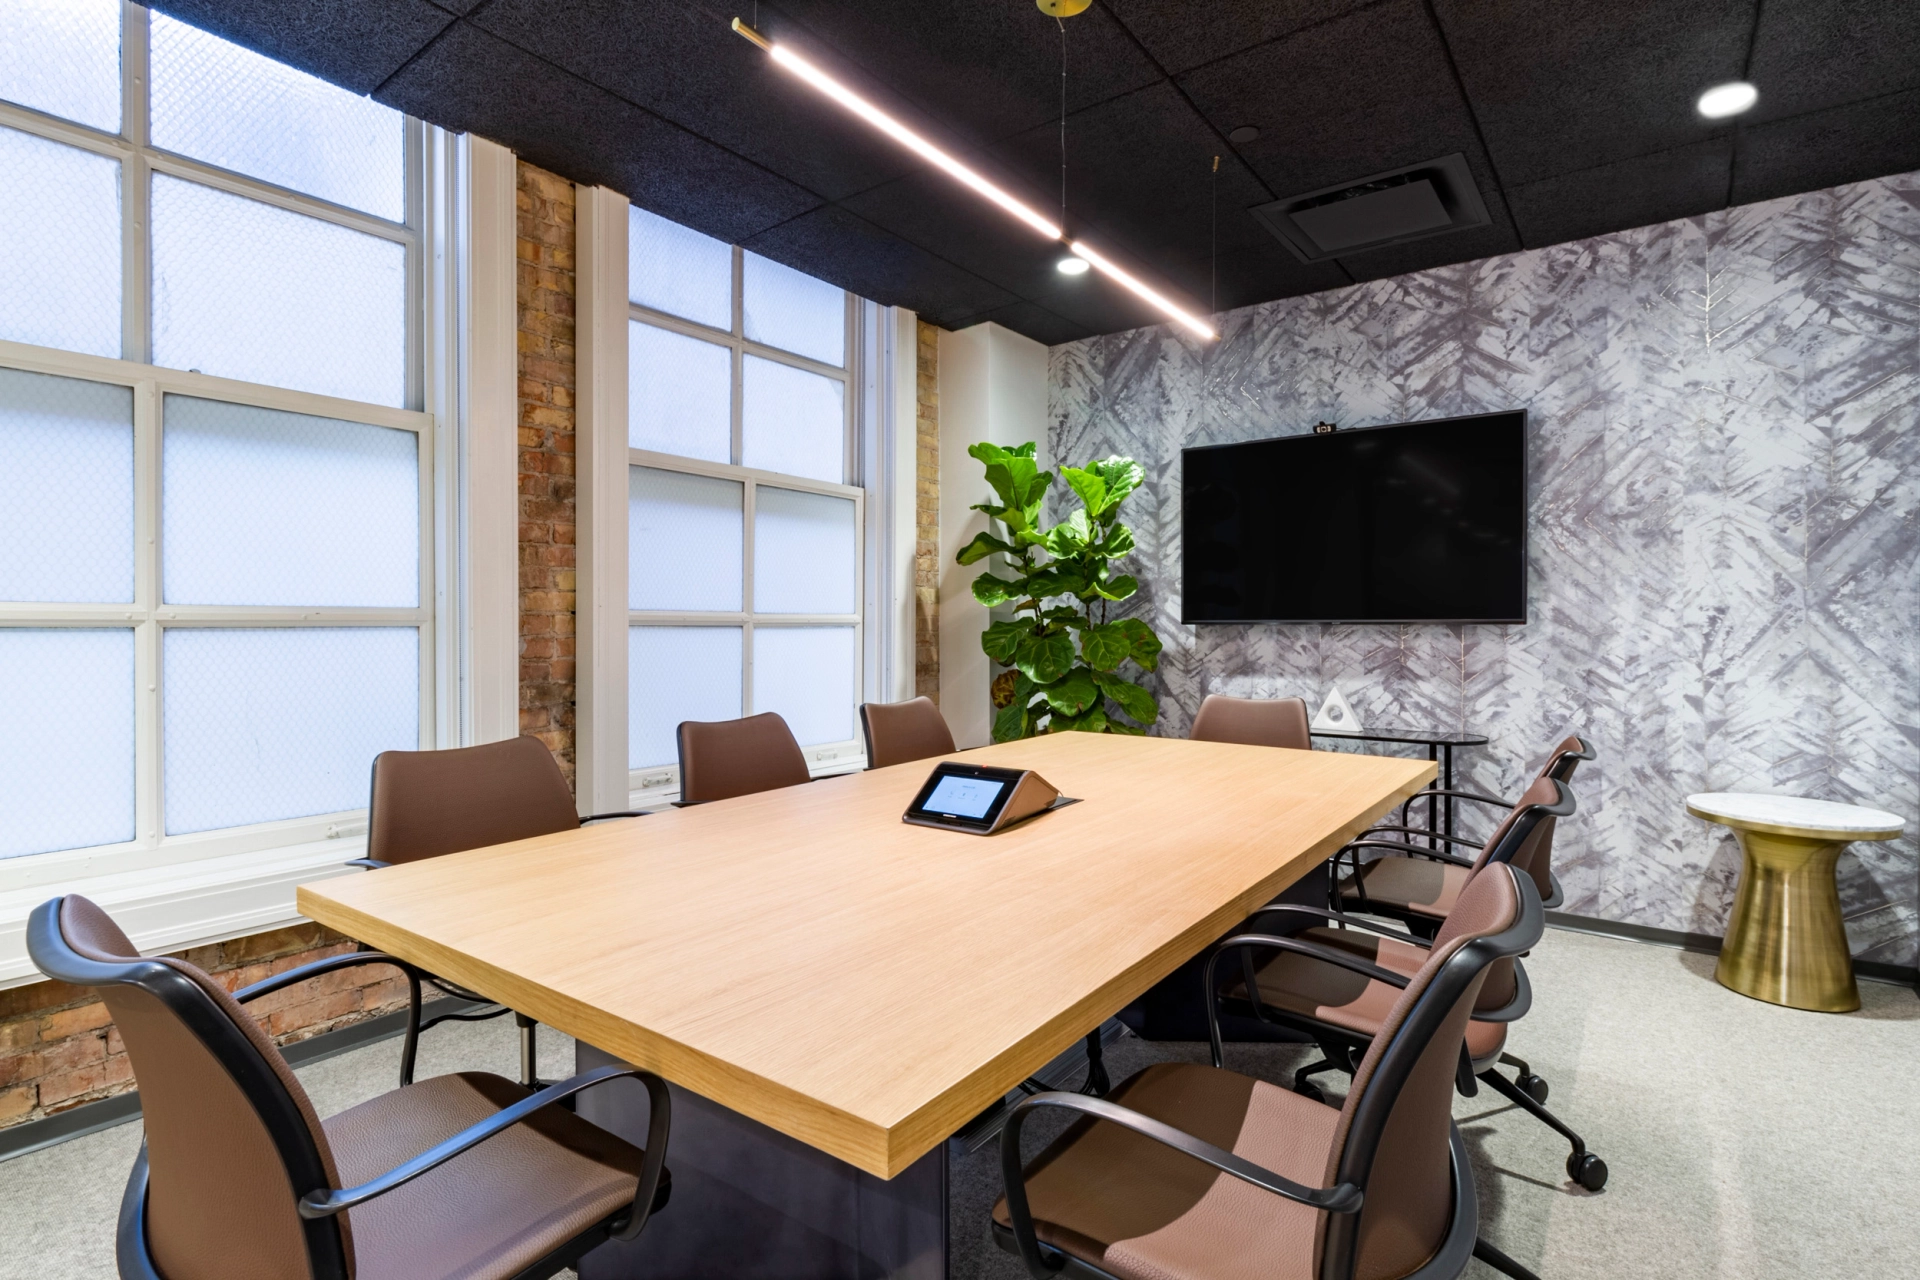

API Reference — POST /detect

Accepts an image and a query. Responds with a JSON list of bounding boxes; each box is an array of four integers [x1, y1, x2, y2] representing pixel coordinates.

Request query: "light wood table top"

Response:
[[298, 733, 1433, 1178]]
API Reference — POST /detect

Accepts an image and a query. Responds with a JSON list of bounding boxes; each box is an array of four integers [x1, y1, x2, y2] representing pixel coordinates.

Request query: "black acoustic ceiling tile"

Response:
[[1506, 140, 1732, 248], [738, 204, 1018, 325], [940, 300, 1091, 349], [474, 0, 945, 201], [1431, 0, 1752, 188], [989, 81, 1279, 267], [375, 23, 823, 245], [142, 0, 453, 95], [1176, 1, 1494, 205], [771, 0, 1165, 150], [835, 168, 1089, 300], [1748, 1, 1920, 121], [1102, 0, 1381, 76], [1332, 217, 1522, 284], [1160, 243, 1353, 316], [1732, 88, 1920, 207]]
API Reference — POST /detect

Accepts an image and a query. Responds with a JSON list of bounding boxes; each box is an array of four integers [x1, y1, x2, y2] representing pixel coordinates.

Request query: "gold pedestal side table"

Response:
[[1687, 793, 1903, 1012]]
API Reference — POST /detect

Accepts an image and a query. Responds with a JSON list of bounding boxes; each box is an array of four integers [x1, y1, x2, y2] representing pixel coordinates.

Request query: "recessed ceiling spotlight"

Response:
[[1056, 255, 1090, 275], [1697, 81, 1758, 119], [1228, 125, 1260, 144]]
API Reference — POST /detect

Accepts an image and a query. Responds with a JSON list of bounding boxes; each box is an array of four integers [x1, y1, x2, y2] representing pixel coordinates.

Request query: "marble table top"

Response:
[[1686, 792, 1904, 838]]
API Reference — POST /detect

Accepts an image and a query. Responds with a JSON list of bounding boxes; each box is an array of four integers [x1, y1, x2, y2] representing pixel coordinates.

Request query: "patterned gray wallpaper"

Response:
[[1048, 170, 1920, 966]]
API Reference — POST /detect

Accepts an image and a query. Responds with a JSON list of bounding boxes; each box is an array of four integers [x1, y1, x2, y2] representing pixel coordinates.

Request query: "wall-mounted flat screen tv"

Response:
[[1182, 411, 1527, 624]]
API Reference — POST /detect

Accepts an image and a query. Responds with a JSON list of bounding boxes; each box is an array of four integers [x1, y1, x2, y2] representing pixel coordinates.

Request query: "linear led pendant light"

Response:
[[731, 16, 1216, 340]]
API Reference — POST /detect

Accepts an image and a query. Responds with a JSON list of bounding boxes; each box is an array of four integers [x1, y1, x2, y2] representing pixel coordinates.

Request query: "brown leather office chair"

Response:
[[1188, 693, 1313, 749], [28, 895, 670, 1280], [675, 711, 810, 804], [858, 696, 956, 769], [353, 734, 646, 1085], [1218, 779, 1607, 1193], [993, 866, 1546, 1280], [1366, 734, 1594, 909]]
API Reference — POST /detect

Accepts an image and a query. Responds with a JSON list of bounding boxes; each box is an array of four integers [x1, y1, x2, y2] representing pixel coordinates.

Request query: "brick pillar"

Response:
[[914, 320, 941, 701], [516, 163, 579, 787]]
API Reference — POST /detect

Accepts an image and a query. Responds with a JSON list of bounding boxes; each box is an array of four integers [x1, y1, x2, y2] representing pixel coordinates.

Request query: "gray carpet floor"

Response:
[[3, 926, 1916, 1279]]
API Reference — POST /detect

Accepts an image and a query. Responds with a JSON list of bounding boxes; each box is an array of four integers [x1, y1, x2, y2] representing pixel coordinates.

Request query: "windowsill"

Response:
[[627, 747, 868, 810], [0, 835, 365, 991]]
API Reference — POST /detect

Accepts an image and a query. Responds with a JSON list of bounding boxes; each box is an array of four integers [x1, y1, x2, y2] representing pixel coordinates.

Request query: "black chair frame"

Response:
[[29, 898, 671, 1280], [993, 870, 1547, 1280]]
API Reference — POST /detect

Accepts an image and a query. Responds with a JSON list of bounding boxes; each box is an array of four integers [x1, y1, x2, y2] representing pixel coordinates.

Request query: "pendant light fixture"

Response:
[[731, 15, 1215, 340]]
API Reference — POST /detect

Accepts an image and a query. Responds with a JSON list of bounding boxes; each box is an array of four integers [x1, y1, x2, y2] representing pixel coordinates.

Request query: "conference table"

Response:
[[298, 732, 1433, 1279]]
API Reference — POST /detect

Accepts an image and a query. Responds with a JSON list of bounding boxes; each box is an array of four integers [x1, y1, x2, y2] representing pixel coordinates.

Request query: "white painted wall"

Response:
[[936, 322, 1048, 747]]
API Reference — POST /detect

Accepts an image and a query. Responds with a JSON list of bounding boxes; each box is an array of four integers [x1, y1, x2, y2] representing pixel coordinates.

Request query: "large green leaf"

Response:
[[981, 619, 1029, 664], [1099, 522, 1136, 559], [1060, 465, 1109, 518], [1092, 572, 1139, 602], [1081, 622, 1131, 671], [992, 673, 1040, 742], [1093, 670, 1159, 724], [1091, 456, 1144, 510], [1041, 667, 1099, 716], [1049, 703, 1110, 734], [971, 573, 1016, 607], [955, 530, 1016, 565], [1044, 508, 1092, 557], [1115, 617, 1162, 672], [1015, 629, 1076, 683]]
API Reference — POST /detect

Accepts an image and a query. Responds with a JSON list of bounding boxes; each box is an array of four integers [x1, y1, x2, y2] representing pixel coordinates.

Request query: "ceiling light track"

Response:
[[730, 17, 1215, 340]]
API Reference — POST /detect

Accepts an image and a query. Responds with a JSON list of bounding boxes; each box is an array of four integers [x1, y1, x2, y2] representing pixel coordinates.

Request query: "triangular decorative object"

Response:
[[1310, 685, 1362, 733]]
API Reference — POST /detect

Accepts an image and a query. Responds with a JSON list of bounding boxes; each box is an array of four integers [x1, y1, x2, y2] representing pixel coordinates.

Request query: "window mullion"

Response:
[[134, 376, 160, 846], [742, 477, 756, 715], [121, 1, 150, 366]]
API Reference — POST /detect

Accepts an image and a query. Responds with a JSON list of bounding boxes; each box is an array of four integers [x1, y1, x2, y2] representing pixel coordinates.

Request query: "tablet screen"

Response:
[[923, 774, 1005, 819]]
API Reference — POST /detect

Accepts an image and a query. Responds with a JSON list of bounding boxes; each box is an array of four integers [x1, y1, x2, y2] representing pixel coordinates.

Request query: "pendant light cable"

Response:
[[1211, 155, 1219, 317], [1058, 17, 1068, 236]]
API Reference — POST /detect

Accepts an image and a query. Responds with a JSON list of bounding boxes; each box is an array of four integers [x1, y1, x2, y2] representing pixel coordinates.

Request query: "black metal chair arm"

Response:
[[1340, 839, 1476, 869], [1405, 787, 1513, 809], [233, 951, 422, 1004], [1469, 958, 1532, 1024], [997, 1091, 1360, 1276], [1353, 825, 1486, 850], [345, 857, 392, 871], [582, 811, 649, 823], [297, 1063, 671, 1243], [1242, 904, 1428, 948], [1203, 933, 1410, 1069]]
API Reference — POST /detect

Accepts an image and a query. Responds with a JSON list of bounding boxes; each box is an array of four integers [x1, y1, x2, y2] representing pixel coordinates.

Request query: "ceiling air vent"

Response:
[[1250, 153, 1490, 262]]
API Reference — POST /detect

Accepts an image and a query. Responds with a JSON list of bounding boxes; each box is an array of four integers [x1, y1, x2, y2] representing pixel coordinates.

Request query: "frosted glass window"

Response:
[[0, 0, 121, 133], [0, 629, 134, 858], [151, 14, 405, 221], [743, 252, 844, 366], [629, 467, 742, 611], [0, 125, 121, 359], [151, 174, 406, 406], [630, 626, 741, 769], [754, 488, 855, 615], [164, 628, 418, 834], [753, 627, 855, 748], [0, 368, 132, 603], [630, 322, 731, 462], [629, 206, 732, 330], [742, 357, 845, 484], [163, 396, 418, 606]]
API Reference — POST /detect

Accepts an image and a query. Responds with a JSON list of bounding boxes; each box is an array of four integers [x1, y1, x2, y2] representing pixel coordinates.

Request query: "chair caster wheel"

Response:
[[1518, 1073, 1549, 1104], [1567, 1152, 1608, 1191], [1295, 1083, 1326, 1104]]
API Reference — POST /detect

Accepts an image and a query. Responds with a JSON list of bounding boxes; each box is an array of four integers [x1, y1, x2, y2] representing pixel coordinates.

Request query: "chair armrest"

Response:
[[297, 1063, 671, 1244], [1357, 826, 1485, 850], [1471, 957, 1532, 1024], [1340, 839, 1476, 869], [233, 951, 421, 1004], [1243, 904, 1428, 948], [997, 1091, 1359, 1276], [582, 811, 649, 824], [1203, 933, 1409, 1068], [1406, 787, 1513, 809], [345, 858, 392, 871]]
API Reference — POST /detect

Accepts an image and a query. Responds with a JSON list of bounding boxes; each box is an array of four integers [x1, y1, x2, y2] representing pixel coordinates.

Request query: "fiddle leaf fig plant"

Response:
[[956, 442, 1163, 741]]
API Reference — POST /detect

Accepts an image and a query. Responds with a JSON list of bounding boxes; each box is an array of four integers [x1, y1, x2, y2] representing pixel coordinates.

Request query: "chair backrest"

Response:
[[367, 734, 580, 865], [1318, 865, 1540, 1280], [27, 896, 352, 1280], [859, 697, 957, 770], [1188, 694, 1312, 750], [676, 711, 811, 803], [1523, 735, 1593, 898]]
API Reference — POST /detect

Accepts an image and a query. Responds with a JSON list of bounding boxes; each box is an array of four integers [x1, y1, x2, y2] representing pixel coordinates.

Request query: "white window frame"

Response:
[[0, 7, 521, 987]]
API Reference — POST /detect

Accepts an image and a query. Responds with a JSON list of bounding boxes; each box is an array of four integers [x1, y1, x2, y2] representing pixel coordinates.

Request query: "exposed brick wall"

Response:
[[914, 320, 941, 701], [0, 924, 417, 1131], [516, 162, 579, 787]]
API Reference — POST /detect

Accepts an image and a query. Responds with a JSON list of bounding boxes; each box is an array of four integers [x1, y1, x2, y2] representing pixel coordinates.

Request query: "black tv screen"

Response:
[[1182, 411, 1528, 624]]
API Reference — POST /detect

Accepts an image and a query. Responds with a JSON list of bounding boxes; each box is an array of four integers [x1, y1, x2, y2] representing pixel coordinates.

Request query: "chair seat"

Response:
[[1339, 855, 1469, 918], [326, 1072, 658, 1280], [1231, 929, 1506, 1065], [992, 1061, 1337, 1280]]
